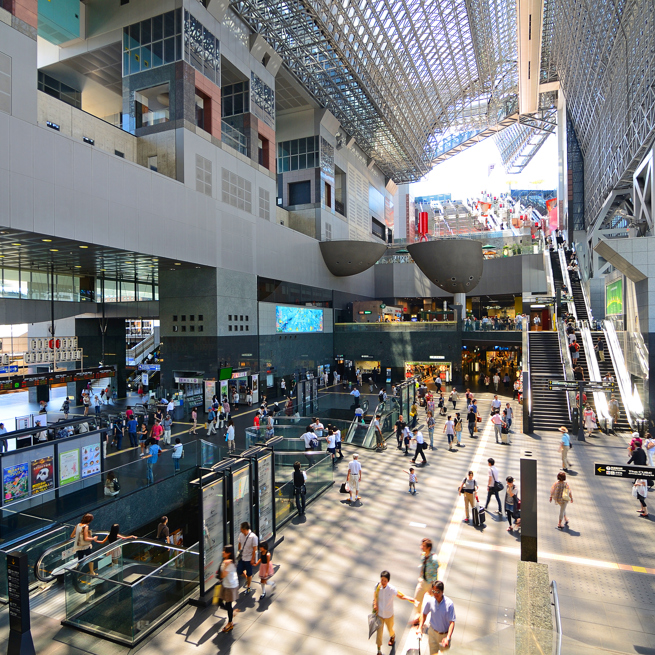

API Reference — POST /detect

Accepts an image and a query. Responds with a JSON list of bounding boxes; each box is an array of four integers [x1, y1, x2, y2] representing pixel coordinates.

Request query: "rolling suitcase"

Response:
[[472, 506, 480, 527], [501, 424, 510, 444], [477, 505, 486, 525]]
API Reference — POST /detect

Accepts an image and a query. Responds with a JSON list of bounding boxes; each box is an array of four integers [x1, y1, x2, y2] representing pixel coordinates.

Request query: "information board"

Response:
[[232, 464, 251, 548], [59, 449, 81, 486], [201, 478, 224, 591], [257, 453, 274, 543], [0, 366, 115, 392], [595, 463, 655, 480]]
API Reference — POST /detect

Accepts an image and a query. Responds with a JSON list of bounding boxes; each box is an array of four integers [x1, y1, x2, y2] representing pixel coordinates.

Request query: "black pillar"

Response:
[[520, 457, 538, 563]]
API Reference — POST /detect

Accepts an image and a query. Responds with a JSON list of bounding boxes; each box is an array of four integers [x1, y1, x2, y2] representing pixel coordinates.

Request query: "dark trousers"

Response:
[[468, 421, 475, 437], [354, 396, 360, 407], [294, 486, 306, 514], [335, 440, 343, 458], [115, 434, 123, 450], [396, 433, 403, 449], [413, 443, 427, 463], [129, 432, 138, 447], [486, 487, 502, 511], [506, 508, 515, 526]]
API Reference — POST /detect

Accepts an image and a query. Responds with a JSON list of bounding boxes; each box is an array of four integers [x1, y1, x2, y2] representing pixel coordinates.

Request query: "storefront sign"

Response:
[[175, 377, 203, 384], [429, 356, 445, 360]]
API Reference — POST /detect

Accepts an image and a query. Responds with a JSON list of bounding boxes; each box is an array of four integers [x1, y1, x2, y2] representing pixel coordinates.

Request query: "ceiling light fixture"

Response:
[[79, 245, 89, 249], [50, 249, 59, 252], [174, 263, 181, 266], [12, 243, 21, 246], [42, 239, 52, 242]]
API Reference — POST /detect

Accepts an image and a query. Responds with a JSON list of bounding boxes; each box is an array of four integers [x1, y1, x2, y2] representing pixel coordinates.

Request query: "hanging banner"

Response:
[[251, 374, 259, 405]]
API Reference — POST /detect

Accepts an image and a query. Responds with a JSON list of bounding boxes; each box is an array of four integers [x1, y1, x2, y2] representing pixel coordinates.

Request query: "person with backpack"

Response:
[[549, 471, 573, 529], [292, 461, 307, 515], [454, 413, 463, 447], [104, 471, 120, 497], [61, 397, 70, 419], [458, 471, 478, 523], [207, 406, 217, 435]]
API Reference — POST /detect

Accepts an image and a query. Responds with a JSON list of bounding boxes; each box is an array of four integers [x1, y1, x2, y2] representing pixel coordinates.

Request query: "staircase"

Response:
[[529, 332, 571, 431], [593, 332, 631, 433]]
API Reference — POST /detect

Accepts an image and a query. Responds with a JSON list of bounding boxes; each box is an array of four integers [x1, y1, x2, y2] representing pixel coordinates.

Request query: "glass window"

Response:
[[141, 19, 151, 44], [55, 274, 74, 302], [130, 48, 141, 74], [2, 269, 20, 298], [120, 280, 136, 302], [129, 22, 140, 46], [151, 40, 163, 67], [164, 10, 175, 38], [138, 283, 153, 301], [104, 279, 118, 303], [152, 14, 163, 41], [164, 38, 176, 64]]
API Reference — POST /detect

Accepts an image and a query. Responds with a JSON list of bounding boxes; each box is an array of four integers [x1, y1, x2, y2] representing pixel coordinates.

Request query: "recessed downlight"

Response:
[[79, 245, 89, 249], [50, 249, 59, 252], [42, 239, 52, 242], [174, 263, 181, 266]]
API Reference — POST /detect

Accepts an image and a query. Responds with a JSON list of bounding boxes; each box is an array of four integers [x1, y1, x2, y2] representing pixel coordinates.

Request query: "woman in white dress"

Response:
[[583, 404, 597, 438]]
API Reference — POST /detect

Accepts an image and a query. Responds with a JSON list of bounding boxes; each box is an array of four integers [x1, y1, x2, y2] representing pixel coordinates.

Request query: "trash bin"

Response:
[[172, 402, 185, 421]]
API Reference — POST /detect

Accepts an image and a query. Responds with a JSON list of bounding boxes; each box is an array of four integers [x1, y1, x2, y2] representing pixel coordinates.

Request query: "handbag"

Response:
[[476, 415, 482, 423], [212, 583, 223, 605], [339, 482, 350, 494], [632, 484, 640, 498]]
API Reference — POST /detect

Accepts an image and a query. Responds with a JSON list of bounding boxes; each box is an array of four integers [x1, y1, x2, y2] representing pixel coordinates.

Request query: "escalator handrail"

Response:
[[580, 322, 611, 422], [544, 243, 556, 298], [602, 319, 642, 426], [556, 318, 574, 421], [35, 531, 109, 582], [0, 522, 75, 556], [523, 322, 531, 422]]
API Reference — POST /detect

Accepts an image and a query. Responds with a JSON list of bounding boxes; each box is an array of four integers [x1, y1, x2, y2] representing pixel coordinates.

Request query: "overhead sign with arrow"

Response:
[[595, 463, 655, 480]]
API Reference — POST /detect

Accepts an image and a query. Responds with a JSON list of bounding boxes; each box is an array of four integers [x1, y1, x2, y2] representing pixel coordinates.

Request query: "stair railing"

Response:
[[556, 319, 574, 421], [580, 321, 612, 427]]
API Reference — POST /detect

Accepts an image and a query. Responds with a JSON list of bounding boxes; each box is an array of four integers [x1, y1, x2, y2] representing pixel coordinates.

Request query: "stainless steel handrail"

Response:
[[551, 580, 562, 655]]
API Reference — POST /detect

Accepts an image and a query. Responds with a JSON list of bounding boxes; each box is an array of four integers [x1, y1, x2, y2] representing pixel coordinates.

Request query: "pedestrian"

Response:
[[628, 436, 647, 465], [94, 395, 101, 416], [583, 404, 596, 438], [70, 513, 98, 575], [504, 403, 513, 432], [61, 397, 70, 419], [412, 538, 439, 611], [237, 521, 258, 594], [484, 375, 490, 390], [157, 516, 170, 543], [350, 386, 361, 407], [608, 395, 620, 429], [403, 467, 418, 494], [558, 426, 572, 471], [395, 415, 406, 450], [491, 394, 501, 413], [373, 414, 386, 450], [265, 413, 274, 439], [280, 378, 286, 396], [112, 418, 123, 450], [443, 415, 455, 451], [217, 545, 239, 633], [127, 415, 138, 449], [151, 420, 163, 443], [435, 374, 442, 393], [504, 476, 519, 532], [325, 429, 337, 466], [207, 406, 217, 435], [222, 398, 231, 421], [191, 407, 198, 435], [104, 471, 120, 497], [146, 437, 162, 484], [449, 388, 458, 409], [633, 478, 649, 518], [163, 414, 173, 445], [454, 413, 463, 447], [96, 524, 136, 564], [549, 471, 573, 529], [246, 387, 252, 407], [467, 402, 477, 438], [254, 541, 276, 599], [83, 393, 90, 416], [485, 458, 503, 513], [493, 373, 500, 391], [372, 571, 414, 655], [226, 419, 235, 452], [172, 437, 183, 472], [311, 417, 324, 438], [403, 424, 411, 455], [411, 428, 427, 465], [458, 471, 478, 524], [418, 581, 456, 654], [409, 402, 418, 428], [138, 422, 148, 456], [491, 411, 504, 444], [292, 461, 307, 515], [427, 411, 435, 450], [347, 453, 362, 504], [645, 432, 655, 467]]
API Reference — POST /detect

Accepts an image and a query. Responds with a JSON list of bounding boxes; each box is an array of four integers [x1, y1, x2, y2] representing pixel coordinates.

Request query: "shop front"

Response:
[[173, 372, 204, 418], [404, 361, 452, 383]]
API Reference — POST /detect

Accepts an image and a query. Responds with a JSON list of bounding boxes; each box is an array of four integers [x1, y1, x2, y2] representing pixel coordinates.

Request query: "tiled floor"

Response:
[[1, 386, 654, 654]]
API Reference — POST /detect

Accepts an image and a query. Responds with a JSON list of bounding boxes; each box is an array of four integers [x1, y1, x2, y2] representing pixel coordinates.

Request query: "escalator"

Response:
[[594, 339, 631, 432], [569, 274, 590, 322], [550, 250, 565, 298], [529, 332, 571, 431]]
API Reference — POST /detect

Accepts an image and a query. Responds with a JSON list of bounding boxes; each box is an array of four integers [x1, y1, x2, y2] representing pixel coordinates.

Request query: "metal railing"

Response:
[[558, 248, 578, 319], [580, 321, 612, 424], [556, 318, 575, 421], [221, 121, 248, 155], [522, 321, 532, 433], [334, 322, 457, 332], [551, 580, 562, 655]]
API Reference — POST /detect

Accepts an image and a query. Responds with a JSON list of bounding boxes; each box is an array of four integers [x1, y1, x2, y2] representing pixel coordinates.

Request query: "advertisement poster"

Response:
[[59, 449, 81, 486], [81, 444, 101, 478], [202, 478, 224, 590], [204, 380, 216, 413], [251, 374, 259, 405], [30, 456, 54, 495], [232, 466, 251, 548], [3, 463, 29, 503], [606, 279, 623, 316]]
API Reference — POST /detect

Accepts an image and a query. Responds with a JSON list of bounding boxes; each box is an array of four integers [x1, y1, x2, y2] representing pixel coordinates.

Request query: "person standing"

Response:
[[163, 414, 173, 445], [558, 427, 572, 471], [411, 428, 427, 465], [458, 471, 478, 523], [491, 395, 502, 413], [207, 407, 217, 436], [127, 416, 138, 449], [493, 373, 500, 392], [583, 404, 596, 438], [628, 438, 647, 465], [146, 438, 162, 485], [325, 429, 337, 466], [112, 418, 123, 450], [62, 397, 70, 420], [95, 524, 136, 564], [292, 461, 307, 515], [373, 414, 386, 450], [409, 402, 418, 429], [467, 401, 477, 438], [491, 411, 504, 444], [485, 458, 503, 513], [550, 471, 573, 529], [449, 388, 458, 410], [254, 541, 276, 599], [443, 415, 455, 452], [191, 407, 198, 435], [71, 513, 98, 574], [217, 545, 239, 632], [418, 581, 456, 654], [504, 403, 513, 432], [237, 522, 258, 594], [427, 412, 435, 450], [226, 419, 235, 452], [265, 413, 275, 439], [645, 432, 655, 467], [608, 395, 620, 430], [83, 393, 90, 417], [504, 477, 518, 532], [94, 395, 101, 416], [157, 516, 170, 543], [347, 453, 362, 504], [633, 478, 649, 518], [396, 414, 407, 450], [138, 422, 148, 456], [350, 386, 361, 408], [171, 437, 184, 472], [372, 571, 414, 655], [412, 538, 439, 610]]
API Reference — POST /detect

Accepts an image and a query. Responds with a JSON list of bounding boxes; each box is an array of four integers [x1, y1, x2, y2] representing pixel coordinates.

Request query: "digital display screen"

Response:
[[275, 306, 323, 333]]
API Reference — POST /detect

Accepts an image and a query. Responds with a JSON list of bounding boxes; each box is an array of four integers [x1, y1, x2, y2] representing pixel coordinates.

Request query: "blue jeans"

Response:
[[129, 432, 138, 448], [173, 457, 180, 472], [456, 429, 462, 444], [428, 428, 434, 448], [95, 406, 100, 416], [506, 418, 512, 431], [146, 461, 154, 484]]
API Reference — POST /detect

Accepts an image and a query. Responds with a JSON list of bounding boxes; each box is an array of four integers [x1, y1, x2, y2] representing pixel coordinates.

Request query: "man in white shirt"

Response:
[[347, 454, 362, 503], [311, 418, 324, 438], [237, 521, 259, 594], [302, 427, 317, 450], [329, 424, 343, 460], [166, 399, 174, 414], [411, 428, 427, 465], [492, 374, 500, 391], [350, 387, 361, 407], [491, 395, 502, 413], [372, 570, 414, 654]]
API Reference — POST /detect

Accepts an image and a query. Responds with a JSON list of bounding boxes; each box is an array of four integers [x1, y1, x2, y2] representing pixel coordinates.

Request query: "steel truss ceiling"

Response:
[[230, 0, 518, 182], [549, 0, 655, 227]]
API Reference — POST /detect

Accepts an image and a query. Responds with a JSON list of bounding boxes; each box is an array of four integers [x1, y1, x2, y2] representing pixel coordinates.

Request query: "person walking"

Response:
[[504, 403, 513, 432], [458, 471, 478, 524], [217, 545, 239, 633], [163, 414, 173, 445], [504, 477, 519, 532], [454, 413, 463, 447], [411, 428, 427, 465], [550, 471, 573, 529], [225, 419, 235, 452], [491, 395, 502, 414], [493, 373, 500, 392], [491, 411, 504, 444], [83, 392, 90, 417], [395, 414, 406, 450], [207, 406, 217, 436], [171, 437, 183, 472], [112, 418, 123, 450], [237, 521, 258, 594], [292, 461, 307, 515], [427, 412, 435, 450], [443, 416, 455, 452], [254, 541, 276, 599], [467, 403, 477, 438], [583, 404, 597, 438], [403, 467, 418, 495], [325, 429, 337, 466], [409, 402, 418, 429], [372, 570, 414, 655], [628, 437, 647, 465], [485, 458, 503, 513], [347, 453, 362, 504], [127, 416, 138, 449], [418, 581, 456, 654], [412, 538, 440, 611], [449, 388, 458, 410], [558, 427, 572, 471], [350, 386, 361, 408], [146, 437, 162, 485], [70, 513, 98, 575], [138, 422, 148, 456], [633, 478, 649, 518], [157, 516, 170, 543], [645, 432, 655, 467], [190, 407, 198, 435], [61, 397, 70, 420], [608, 395, 620, 430], [373, 414, 386, 450]]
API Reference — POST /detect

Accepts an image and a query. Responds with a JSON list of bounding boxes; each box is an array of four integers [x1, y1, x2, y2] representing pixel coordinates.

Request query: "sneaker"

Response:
[[464, 518, 469, 523], [260, 592, 266, 599], [245, 587, 253, 594]]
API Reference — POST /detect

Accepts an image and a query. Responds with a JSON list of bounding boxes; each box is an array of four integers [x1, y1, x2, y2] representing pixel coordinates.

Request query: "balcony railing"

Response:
[[335, 322, 457, 332], [221, 121, 248, 156]]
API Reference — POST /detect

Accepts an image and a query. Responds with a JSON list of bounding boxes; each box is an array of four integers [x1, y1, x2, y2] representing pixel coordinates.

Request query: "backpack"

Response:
[[573, 342, 579, 352], [309, 436, 320, 450], [113, 478, 120, 492]]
